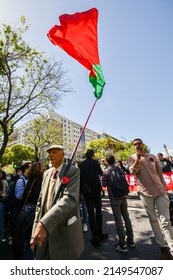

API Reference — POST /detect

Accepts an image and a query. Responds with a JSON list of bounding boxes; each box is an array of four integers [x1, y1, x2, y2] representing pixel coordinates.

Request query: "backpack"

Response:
[[5, 177, 25, 210], [110, 167, 129, 197]]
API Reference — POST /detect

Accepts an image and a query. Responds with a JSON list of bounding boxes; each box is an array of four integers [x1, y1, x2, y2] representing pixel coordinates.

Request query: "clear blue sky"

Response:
[[0, 0, 173, 155]]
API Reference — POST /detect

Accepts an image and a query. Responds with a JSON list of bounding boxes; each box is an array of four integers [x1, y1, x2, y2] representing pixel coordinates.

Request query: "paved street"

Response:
[[80, 193, 160, 260], [0, 193, 161, 260]]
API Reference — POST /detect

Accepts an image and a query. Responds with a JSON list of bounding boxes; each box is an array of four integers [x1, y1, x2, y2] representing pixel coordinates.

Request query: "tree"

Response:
[[85, 138, 150, 161], [115, 141, 150, 161], [0, 144, 34, 167], [85, 137, 125, 160], [22, 116, 63, 160], [0, 17, 71, 159]]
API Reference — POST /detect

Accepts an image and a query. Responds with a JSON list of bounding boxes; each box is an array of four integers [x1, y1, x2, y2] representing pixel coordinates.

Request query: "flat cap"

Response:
[[46, 145, 64, 152]]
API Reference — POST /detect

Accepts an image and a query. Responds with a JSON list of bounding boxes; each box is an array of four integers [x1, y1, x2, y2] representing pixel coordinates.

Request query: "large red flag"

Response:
[[47, 8, 105, 99]]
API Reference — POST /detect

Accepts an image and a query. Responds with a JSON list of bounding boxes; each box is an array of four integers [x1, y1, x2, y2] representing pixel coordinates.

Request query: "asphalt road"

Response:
[[0, 193, 161, 260], [80, 193, 161, 260]]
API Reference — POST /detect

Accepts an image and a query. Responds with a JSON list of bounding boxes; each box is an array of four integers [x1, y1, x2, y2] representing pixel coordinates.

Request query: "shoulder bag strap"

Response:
[[22, 178, 36, 210]]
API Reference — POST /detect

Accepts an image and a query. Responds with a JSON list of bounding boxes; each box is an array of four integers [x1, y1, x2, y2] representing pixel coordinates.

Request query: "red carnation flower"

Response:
[[149, 157, 154, 161], [61, 176, 70, 184]]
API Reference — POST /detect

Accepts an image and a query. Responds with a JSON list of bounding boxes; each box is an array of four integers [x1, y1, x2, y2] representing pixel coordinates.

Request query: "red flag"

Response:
[[47, 8, 105, 99]]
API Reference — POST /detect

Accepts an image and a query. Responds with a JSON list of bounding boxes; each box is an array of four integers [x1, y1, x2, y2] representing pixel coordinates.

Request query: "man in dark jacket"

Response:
[[157, 153, 173, 172], [79, 149, 108, 247]]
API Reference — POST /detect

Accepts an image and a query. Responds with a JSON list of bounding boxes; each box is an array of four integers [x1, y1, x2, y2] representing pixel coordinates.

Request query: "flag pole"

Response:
[[51, 98, 98, 204], [163, 144, 170, 158], [69, 98, 98, 165]]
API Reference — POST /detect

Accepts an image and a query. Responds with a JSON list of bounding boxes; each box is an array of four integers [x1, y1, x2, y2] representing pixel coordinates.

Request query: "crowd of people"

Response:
[[0, 138, 173, 260]]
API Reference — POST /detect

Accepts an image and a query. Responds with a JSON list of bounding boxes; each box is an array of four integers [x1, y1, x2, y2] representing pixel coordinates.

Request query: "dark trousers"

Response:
[[84, 192, 103, 242], [109, 196, 134, 246], [10, 201, 23, 259]]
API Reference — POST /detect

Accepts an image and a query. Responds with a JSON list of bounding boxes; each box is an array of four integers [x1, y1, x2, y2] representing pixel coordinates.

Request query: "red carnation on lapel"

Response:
[[149, 157, 154, 162], [61, 176, 70, 184]]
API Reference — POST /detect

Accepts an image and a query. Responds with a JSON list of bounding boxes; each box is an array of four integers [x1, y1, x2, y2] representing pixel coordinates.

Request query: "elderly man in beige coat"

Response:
[[30, 145, 84, 260]]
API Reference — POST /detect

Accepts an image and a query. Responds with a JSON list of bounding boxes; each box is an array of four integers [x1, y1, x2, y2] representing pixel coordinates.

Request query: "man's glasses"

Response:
[[133, 142, 142, 146]]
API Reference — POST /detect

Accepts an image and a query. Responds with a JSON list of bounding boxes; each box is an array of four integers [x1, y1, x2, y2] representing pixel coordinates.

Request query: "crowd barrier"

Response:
[[125, 172, 173, 192], [102, 172, 173, 192]]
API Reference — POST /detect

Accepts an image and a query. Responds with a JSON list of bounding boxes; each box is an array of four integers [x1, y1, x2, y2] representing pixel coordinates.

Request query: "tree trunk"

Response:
[[34, 146, 39, 162], [0, 121, 9, 159]]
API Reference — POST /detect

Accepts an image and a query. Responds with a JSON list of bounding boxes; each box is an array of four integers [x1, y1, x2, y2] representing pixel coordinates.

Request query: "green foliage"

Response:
[[0, 17, 71, 159], [3, 164, 14, 174], [85, 138, 150, 161], [0, 147, 13, 166], [23, 116, 63, 159], [85, 137, 124, 160], [0, 144, 34, 167]]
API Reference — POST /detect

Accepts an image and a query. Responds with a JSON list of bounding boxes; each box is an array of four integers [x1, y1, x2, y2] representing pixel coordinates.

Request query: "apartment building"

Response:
[[45, 111, 103, 161], [9, 111, 105, 162]]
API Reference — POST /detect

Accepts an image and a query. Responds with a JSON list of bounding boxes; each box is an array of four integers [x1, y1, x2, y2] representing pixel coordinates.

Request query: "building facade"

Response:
[[9, 111, 106, 162], [44, 111, 104, 161]]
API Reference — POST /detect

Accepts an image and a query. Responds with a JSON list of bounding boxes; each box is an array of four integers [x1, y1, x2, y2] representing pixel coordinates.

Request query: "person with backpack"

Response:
[[102, 155, 135, 253]]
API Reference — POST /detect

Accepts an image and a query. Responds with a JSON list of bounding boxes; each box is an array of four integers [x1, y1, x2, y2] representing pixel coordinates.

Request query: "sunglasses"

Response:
[[133, 142, 142, 146]]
